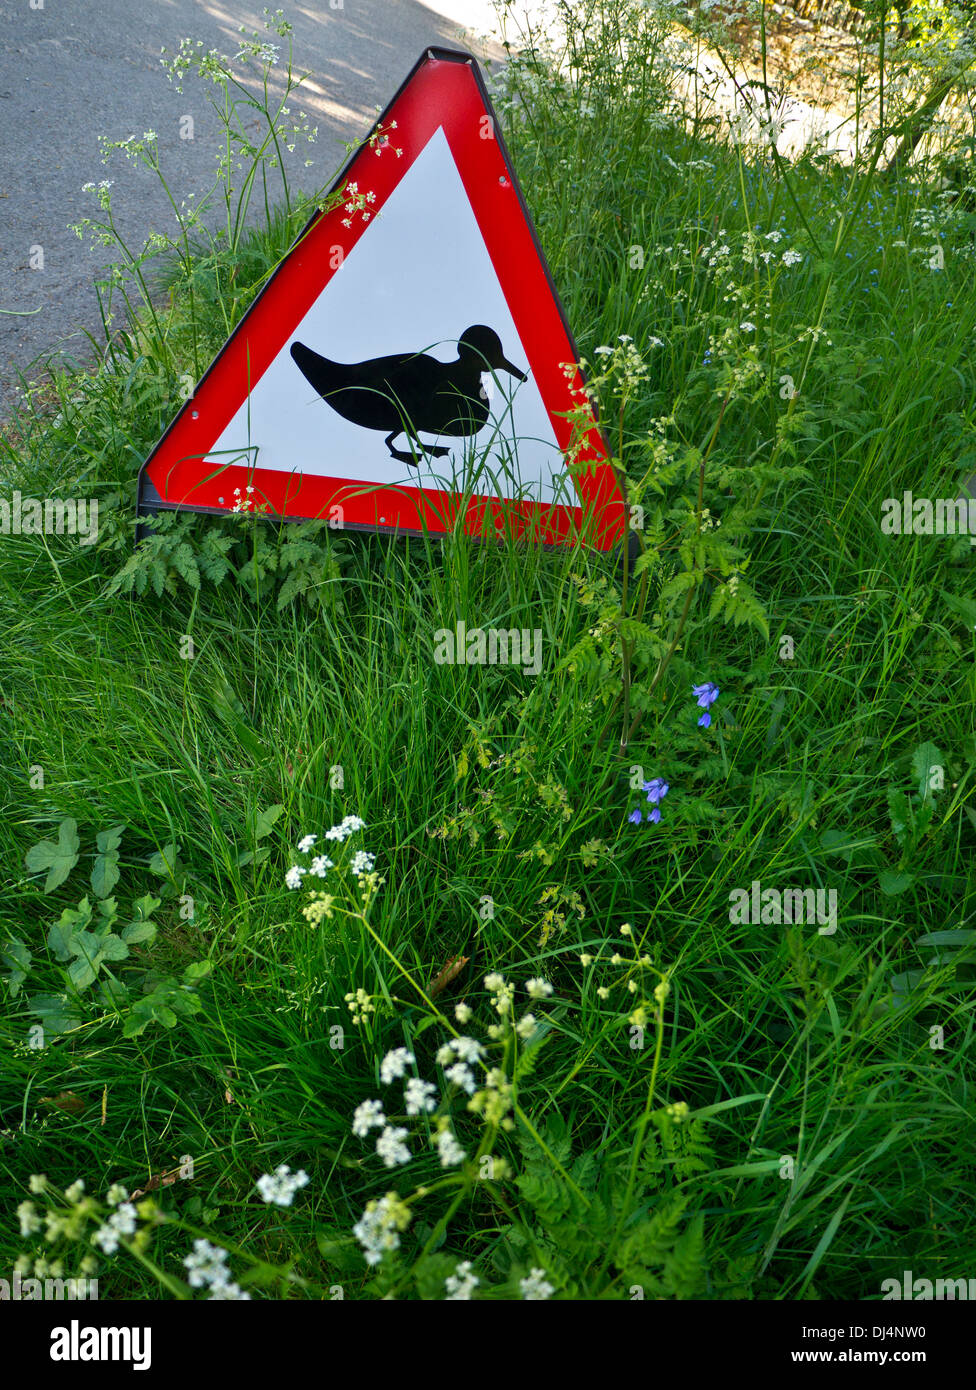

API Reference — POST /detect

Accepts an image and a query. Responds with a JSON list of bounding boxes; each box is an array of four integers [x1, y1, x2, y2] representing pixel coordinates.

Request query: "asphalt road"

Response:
[[0, 0, 514, 415]]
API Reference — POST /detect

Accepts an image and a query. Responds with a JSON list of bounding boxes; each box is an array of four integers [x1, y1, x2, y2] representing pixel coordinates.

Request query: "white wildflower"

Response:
[[520, 1266, 555, 1300], [375, 1125, 411, 1168], [525, 977, 553, 999], [445, 1260, 479, 1299], [404, 1078, 437, 1116], [434, 1127, 466, 1167], [351, 1099, 386, 1137], [255, 1164, 310, 1207], [445, 1062, 477, 1094], [380, 1047, 415, 1084], [183, 1238, 230, 1290]]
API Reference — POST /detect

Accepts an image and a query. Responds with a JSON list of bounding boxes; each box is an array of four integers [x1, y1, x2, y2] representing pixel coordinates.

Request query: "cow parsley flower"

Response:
[[297, 834, 317, 853], [445, 1062, 477, 1094], [353, 1192, 411, 1265], [375, 1125, 411, 1167], [345, 987, 374, 1025], [484, 973, 514, 1014], [17, 1202, 41, 1237], [324, 814, 367, 843], [111, 1203, 138, 1235], [310, 855, 333, 877], [352, 1099, 386, 1137], [445, 1260, 479, 1300], [285, 865, 305, 889], [404, 1078, 437, 1115], [520, 1266, 555, 1300], [209, 1281, 251, 1300], [451, 1036, 484, 1064], [184, 1238, 230, 1290], [255, 1164, 310, 1207], [525, 977, 553, 999], [434, 1126, 466, 1166], [380, 1047, 415, 1084]]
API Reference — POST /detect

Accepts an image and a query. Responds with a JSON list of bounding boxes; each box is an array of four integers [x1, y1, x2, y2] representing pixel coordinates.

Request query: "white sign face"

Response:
[[204, 127, 574, 507]]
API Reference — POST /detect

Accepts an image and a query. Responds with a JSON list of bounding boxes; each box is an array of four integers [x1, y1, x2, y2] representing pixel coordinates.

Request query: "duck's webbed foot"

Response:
[[385, 432, 452, 464], [385, 431, 421, 465]]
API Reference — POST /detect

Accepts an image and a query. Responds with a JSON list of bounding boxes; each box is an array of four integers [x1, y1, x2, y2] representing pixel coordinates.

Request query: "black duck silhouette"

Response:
[[289, 325, 528, 465]]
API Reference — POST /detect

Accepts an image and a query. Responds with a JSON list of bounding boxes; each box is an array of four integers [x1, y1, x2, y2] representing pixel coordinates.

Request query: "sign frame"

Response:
[[136, 45, 630, 551]]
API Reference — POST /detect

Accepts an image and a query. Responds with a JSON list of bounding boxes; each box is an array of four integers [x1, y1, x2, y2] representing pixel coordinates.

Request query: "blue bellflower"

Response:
[[692, 681, 720, 727]]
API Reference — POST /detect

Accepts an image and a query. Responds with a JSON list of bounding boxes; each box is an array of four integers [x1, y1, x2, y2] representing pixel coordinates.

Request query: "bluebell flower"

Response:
[[642, 778, 670, 805], [628, 808, 643, 825], [647, 806, 662, 824], [692, 681, 720, 727]]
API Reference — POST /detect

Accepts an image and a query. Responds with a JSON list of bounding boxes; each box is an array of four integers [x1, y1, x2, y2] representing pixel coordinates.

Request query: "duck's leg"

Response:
[[405, 427, 450, 459], [384, 430, 422, 465]]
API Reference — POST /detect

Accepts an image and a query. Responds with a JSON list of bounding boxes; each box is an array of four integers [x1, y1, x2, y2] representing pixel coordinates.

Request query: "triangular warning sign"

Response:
[[138, 47, 628, 550]]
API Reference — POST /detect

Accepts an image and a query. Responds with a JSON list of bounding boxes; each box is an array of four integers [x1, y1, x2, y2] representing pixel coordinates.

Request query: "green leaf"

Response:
[[26, 818, 81, 893], [148, 844, 179, 878], [879, 869, 914, 896], [819, 828, 881, 868], [911, 743, 943, 800], [887, 788, 912, 847], [68, 952, 102, 991], [940, 589, 976, 628], [916, 929, 976, 948], [130, 893, 162, 922], [235, 847, 271, 868], [96, 825, 125, 854], [182, 960, 212, 985], [47, 898, 93, 961], [914, 796, 935, 839], [413, 1252, 459, 1300], [28, 993, 81, 1035], [123, 1002, 178, 1036], [91, 850, 120, 899], [1, 938, 32, 996], [121, 921, 157, 946], [99, 934, 129, 962], [254, 804, 284, 840]]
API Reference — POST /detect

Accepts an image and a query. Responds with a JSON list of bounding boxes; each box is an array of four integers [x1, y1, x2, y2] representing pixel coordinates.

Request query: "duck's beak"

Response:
[[497, 356, 528, 383]]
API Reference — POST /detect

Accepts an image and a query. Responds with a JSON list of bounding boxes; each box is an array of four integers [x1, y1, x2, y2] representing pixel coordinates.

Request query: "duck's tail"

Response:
[[290, 341, 334, 397]]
